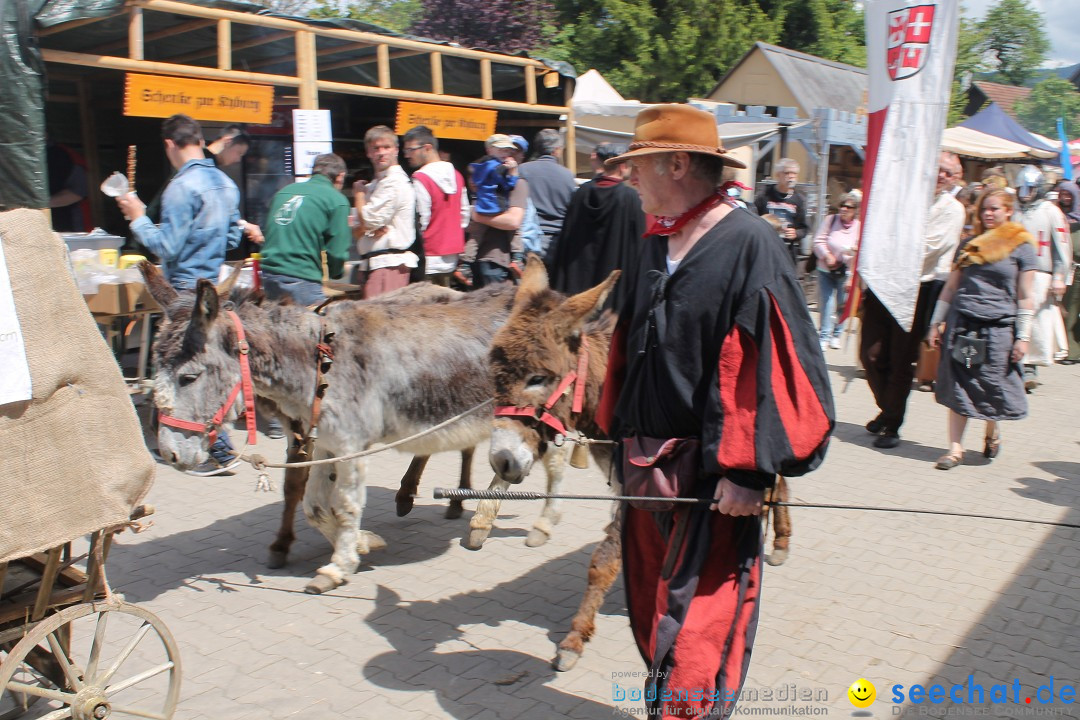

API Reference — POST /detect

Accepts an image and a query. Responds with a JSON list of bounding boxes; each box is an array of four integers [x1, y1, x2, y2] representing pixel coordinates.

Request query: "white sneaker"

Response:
[[820, 339, 828, 351], [829, 337, 842, 350]]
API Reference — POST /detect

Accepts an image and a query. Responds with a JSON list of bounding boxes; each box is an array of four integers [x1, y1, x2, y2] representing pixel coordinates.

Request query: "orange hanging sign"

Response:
[[395, 101, 497, 141], [124, 74, 273, 125]]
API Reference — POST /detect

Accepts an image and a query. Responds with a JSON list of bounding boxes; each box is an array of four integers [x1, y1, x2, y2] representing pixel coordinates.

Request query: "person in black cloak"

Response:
[[548, 142, 645, 311], [595, 104, 834, 719]]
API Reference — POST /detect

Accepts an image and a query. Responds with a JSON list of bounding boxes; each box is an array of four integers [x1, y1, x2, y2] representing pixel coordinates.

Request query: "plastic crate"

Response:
[[61, 232, 124, 253]]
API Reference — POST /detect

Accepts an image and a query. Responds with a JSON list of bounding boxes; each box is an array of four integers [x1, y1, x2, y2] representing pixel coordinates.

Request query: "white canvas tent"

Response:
[[941, 125, 1058, 160], [570, 69, 788, 156]]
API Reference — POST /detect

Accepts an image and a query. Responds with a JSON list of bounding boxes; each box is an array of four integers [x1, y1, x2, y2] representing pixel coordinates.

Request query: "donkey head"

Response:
[[141, 264, 251, 469], [488, 256, 619, 483]]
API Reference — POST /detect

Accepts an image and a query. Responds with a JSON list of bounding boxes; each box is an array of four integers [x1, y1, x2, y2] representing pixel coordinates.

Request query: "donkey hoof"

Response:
[[444, 503, 464, 520], [395, 497, 414, 517], [525, 528, 551, 547], [357, 530, 387, 554], [553, 647, 582, 672], [304, 574, 341, 594], [266, 550, 289, 569], [464, 528, 491, 550], [765, 548, 789, 566]]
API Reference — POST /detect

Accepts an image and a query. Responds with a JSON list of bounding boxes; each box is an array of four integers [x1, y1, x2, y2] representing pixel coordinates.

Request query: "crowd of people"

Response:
[[109, 107, 1079, 717]]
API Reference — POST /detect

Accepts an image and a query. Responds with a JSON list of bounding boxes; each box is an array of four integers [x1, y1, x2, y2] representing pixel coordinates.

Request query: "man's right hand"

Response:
[[452, 261, 473, 288]]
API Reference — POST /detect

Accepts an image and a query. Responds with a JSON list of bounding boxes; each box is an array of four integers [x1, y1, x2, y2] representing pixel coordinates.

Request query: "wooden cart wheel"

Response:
[[0, 601, 180, 720]]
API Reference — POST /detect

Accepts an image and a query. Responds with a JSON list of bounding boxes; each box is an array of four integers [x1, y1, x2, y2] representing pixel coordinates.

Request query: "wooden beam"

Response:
[[430, 52, 443, 95], [31, 547, 62, 621], [217, 19, 231, 70], [42, 48, 302, 87], [129, 6, 144, 60], [480, 58, 492, 100], [46, 94, 78, 103], [91, 18, 215, 54], [525, 65, 536, 105], [564, 77, 576, 174], [133, 0, 545, 68], [312, 48, 417, 74], [295, 30, 319, 109], [78, 79, 104, 229], [38, 14, 118, 37], [317, 78, 569, 115], [376, 44, 390, 89], [165, 29, 293, 65]]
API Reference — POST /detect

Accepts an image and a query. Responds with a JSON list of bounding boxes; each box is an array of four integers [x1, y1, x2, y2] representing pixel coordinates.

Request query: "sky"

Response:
[[961, 0, 1079, 68]]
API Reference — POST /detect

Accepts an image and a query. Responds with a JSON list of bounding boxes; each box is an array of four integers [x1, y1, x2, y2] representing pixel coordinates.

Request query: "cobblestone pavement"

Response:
[[100, 344, 1080, 720]]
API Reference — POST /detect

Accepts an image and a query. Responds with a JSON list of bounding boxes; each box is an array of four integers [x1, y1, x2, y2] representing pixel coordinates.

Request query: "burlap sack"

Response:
[[0, 209, 154, 564]]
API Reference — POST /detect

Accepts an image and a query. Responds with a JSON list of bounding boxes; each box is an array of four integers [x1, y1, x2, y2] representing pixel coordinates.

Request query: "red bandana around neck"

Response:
[[644, 191, 729, 237]]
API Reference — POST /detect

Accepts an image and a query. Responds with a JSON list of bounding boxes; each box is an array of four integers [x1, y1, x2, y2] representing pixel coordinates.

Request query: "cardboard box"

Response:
[[83, 281, 162, 316]]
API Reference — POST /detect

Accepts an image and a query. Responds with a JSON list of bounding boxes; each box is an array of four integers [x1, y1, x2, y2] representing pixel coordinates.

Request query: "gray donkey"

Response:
[[145, 268, 517, 593]]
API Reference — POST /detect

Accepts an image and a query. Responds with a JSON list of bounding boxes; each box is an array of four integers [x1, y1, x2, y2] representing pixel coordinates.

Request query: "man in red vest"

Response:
[[403, 125, 470, 286]]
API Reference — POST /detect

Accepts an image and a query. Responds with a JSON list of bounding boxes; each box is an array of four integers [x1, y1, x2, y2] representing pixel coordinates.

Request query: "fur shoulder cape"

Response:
[[955, 221, 1034, 268]]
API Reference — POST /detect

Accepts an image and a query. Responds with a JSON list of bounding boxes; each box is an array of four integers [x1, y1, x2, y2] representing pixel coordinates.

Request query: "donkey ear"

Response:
[[512, 254, 550, 310], [139, 261, 179, 312], [216, 261, 244, 298], [183, 279, 220, 354], [556, 269, 621, 330]]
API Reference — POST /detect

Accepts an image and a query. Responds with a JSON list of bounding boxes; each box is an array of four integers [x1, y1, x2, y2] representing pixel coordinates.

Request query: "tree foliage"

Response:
[[948, 11, 984, 125], [974, 0, 1049, 86], [545, 0, 865, 102], [1014, 78, 1080, 138], [309, 0, 421, 32], [408, 0, 554, 54]]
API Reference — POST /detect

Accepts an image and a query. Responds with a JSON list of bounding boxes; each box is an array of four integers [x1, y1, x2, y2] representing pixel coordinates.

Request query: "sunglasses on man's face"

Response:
[[840, 204, 856, 210]]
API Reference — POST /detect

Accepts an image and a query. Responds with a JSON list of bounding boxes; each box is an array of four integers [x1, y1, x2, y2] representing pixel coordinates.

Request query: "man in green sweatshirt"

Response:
[[260, 153, 352, 306]]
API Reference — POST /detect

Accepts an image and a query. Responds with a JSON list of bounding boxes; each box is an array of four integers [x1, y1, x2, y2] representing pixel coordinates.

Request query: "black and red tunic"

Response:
[[600, 207, 834, 719]]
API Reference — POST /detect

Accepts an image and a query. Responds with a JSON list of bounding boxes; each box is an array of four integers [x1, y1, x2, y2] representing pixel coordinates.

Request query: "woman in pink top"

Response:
[[813, 193, 861, 349]]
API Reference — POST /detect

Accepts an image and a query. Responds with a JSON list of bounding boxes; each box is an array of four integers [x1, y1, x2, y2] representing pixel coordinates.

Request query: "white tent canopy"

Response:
[[570, 69, 787, 154], [941, 125, 1058, 161]]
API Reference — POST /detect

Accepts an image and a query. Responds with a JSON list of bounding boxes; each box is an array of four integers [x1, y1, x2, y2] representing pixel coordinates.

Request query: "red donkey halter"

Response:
[[158, 309, 258, 446], [494, 336, 589, 436]]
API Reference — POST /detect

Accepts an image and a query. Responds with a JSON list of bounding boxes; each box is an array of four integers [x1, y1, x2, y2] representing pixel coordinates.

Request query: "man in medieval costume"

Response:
[[598, 104, 835, 719], [1013, 166, 1072, 391]]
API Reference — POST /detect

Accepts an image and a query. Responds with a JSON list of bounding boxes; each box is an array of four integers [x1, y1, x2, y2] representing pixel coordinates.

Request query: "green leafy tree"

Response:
[[1014, 77, 1080, 137], [544, 0, 864, 102], [768, 0, 866, 67], [975, 0, 1049, 86], [309, 0, 421, 32]]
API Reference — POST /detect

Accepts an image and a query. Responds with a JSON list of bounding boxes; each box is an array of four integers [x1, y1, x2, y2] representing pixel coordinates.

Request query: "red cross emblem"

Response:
[[887, 4, 935, 80], [1038, 231, 1049, 256]]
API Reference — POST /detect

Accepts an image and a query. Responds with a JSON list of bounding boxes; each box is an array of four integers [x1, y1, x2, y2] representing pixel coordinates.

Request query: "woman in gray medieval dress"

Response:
[[926, 189, 1036, 470]]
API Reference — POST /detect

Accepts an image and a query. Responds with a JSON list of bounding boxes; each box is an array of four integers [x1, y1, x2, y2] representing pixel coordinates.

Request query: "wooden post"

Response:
[[525, 65, 536, 105], [480, 58, 492, 100], [377, 43, 390, 89], [564, 77, 576, 174], [129, 6, 144, 60], [78, 79, 104, 229], [430, 51, 443, 95], [217, 19, 231, 70], [31, 546, 63, 621], [295, 30, 318, 109]]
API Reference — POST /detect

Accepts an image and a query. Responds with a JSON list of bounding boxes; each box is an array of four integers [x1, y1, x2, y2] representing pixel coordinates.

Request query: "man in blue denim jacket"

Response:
[[117, 114, 242, 291], [117, 114, 244, 473]]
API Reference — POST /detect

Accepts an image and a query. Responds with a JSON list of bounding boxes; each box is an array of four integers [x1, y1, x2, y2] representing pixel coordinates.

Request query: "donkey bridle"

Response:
[[158, 309, 258, 446], [494, 335, 589, 437]]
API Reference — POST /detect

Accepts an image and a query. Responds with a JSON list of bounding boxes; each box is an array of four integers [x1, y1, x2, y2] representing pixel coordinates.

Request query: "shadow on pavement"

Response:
[[106, 485, 481, 602], [363, 559, 627, 720]]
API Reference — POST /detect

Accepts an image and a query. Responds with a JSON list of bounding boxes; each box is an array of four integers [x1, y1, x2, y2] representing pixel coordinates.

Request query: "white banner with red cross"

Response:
[[849, 0, 959, 331]]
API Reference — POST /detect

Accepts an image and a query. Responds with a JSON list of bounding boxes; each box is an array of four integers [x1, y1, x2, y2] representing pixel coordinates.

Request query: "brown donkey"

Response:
[[485, 258, 792, 671]]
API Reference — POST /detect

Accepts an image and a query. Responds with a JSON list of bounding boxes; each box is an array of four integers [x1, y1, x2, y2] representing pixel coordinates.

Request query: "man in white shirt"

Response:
[[354, 125, 417, 298], [861, 151, 964, 448], [403, 125, 469, 286]]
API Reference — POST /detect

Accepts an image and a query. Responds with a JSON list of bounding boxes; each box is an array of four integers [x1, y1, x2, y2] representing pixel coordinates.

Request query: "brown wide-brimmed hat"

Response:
[[605, 103, 745, 169]]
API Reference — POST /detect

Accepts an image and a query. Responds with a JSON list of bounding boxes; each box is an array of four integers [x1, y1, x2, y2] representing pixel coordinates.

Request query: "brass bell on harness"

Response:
[[569, 435, 590, 469]]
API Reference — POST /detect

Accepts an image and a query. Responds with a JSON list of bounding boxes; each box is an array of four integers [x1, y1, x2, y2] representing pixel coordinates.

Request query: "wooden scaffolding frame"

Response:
[[40, 0, 577, 170]]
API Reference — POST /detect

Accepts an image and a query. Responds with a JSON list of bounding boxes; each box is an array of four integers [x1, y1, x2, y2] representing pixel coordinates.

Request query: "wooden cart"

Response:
[[0, 506, 180, 720]]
